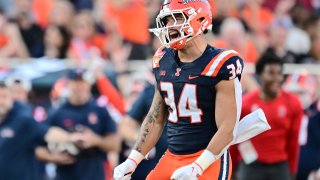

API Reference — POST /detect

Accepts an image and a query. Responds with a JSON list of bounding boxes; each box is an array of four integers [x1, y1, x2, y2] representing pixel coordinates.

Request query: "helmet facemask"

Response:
[[150, 8, 198, 50]]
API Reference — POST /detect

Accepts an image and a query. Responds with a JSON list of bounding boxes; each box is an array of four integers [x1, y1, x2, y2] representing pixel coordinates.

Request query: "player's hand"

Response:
[[170, 163, 203, 180], [113, 159, 137, 180]]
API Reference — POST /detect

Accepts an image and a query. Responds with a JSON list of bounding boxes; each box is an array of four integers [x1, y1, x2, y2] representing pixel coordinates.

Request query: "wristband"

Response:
[[194, 150, 219, 172], [128, 150, 145, 166]]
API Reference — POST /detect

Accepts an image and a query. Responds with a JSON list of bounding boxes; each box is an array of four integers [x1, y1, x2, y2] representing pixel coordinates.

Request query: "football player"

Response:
[[114, 0, 244, 179]]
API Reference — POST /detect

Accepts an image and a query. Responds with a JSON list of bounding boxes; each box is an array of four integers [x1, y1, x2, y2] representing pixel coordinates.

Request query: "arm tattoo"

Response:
[[134, 96, 163, 153]]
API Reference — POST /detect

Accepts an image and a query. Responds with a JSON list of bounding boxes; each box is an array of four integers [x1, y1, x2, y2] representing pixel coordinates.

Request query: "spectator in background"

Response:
[[36, 68, 120, 180], [4, 74, 52, 126], [213, 17, 260, 92], [305, 12, 320, 38], [241, 0, 274, 34], [214, 17, 259, 63], [31, 0, 54, 28], [263, 0, 281, 11], [145, 0, 162, 26], [4, 74, 31, 103], [211, 0, 239, 35], [118, 81, 167, 180], [240, 0, 274, 52], [13, 0, 45, 57], [283, 74, 319, 179], [282, 74, 320, 180], [44, 25, 71, 59], [266, 19, 296, 63], [117, 71, 146, 110], [283, 74, 320, 178], [105, 0, 151, 60], [298, 92, 320, 180], [230, 51, 303, 180], [49, 0, 75, 30], [285, 3, 312, 57], [0, 82, 72, 180], [0, 0, 14, 17], [68, 0, 94, 11], [151, 34, 161, 51], [93, 65, 126, 115], [49, 77, 69, 109], [283, 74, 319, 109], [299, 0, 320, 12], [301, 31, 320, 64], [4, 73, 70, 180], [263, 0, 320, 12], [0, 8, 29, 58], [68, 10, 107, 62]]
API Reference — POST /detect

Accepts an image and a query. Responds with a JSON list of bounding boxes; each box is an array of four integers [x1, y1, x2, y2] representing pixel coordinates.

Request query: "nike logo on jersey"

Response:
[[188, 75, 199, 80]]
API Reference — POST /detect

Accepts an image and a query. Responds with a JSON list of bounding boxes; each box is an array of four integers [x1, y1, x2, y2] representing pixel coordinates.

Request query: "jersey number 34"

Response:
[[160, 82, 203, 123]]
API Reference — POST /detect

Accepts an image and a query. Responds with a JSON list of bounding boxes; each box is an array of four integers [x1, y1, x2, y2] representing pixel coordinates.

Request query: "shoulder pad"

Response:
[[152, 46, 166, 68], [201, 50, 240, 77]]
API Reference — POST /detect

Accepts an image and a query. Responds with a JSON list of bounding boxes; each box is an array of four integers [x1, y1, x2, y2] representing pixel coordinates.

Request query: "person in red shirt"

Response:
[[68, 11, 108, 62], [230, 51, 303, 180]]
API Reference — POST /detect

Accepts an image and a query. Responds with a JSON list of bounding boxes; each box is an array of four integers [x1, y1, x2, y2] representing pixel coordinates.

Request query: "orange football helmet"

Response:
[[150, 0, 212, 50]]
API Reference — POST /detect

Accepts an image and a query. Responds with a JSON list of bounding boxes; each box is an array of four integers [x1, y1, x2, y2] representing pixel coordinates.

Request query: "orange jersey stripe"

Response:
[[211, 52, 239, 77], [201, 50, 239, 77], [201, 50, 225, 76]]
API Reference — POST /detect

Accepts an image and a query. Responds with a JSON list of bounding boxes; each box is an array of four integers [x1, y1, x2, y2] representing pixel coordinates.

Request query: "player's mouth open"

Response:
[[169, 30, 180, 41]]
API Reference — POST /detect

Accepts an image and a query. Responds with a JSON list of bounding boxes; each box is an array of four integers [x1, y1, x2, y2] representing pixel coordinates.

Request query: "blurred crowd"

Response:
[[0, 0, 320, 180]]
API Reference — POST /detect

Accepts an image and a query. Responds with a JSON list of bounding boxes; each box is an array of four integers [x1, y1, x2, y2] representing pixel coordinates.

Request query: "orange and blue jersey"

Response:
[[152, 45, 244, 155]]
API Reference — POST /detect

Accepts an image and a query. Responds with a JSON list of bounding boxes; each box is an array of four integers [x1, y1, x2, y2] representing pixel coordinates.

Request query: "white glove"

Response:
[[113, 159, 137, 180], [114, 150, 145, 180], [170, 163, 203, 180]]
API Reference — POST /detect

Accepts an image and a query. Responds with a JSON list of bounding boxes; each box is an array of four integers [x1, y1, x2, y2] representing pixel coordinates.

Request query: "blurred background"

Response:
[[0, 0, 319, 180]]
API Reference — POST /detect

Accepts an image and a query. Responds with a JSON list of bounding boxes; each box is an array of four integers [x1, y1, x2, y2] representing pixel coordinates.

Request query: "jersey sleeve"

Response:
[[218, 56, 244, 81], [152, 46, 166, 90], [201, 50, 244, 81]]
